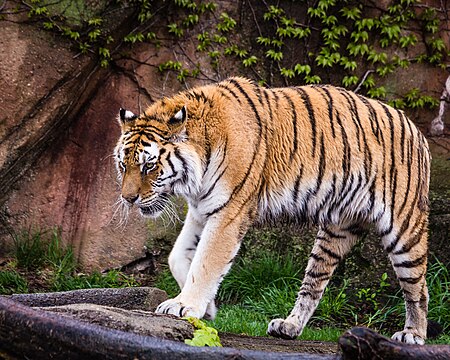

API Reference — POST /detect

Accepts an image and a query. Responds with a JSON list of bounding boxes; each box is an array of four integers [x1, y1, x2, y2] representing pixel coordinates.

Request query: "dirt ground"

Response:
[[220, 332, 339, 354]]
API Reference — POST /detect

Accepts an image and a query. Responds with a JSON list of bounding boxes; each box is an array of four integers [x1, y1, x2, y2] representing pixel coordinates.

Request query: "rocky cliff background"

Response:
[[0, 0, 448, 275]]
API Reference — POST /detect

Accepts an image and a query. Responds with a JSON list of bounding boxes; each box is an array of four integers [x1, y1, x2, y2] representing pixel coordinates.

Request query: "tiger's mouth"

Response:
[[139, 206, 160, 217], [138, 195, 169, 218]]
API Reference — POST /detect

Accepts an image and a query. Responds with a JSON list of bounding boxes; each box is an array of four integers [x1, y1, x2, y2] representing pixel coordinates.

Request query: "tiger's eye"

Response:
[[142, 162, 156, 175]]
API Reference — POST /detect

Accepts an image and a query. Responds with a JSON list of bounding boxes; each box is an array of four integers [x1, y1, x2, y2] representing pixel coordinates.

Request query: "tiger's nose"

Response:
[[123, 195, 138, 204]]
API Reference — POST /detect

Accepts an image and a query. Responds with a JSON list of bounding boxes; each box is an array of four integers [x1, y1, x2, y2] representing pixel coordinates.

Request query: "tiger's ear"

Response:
[[167, 106, 187, 142], [118, 108, 137, 124], [169, 105, 187, 126]]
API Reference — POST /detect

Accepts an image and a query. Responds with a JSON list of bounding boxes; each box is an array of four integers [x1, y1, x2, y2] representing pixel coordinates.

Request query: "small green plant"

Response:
[[13, 229, 47, 269], [0, 270, 28, 295], [52, 270, 139, 292], [184, 317, 222, 347]]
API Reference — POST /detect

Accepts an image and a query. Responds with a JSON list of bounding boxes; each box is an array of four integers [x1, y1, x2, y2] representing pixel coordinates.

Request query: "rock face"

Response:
[[0, 3, 160, 270]]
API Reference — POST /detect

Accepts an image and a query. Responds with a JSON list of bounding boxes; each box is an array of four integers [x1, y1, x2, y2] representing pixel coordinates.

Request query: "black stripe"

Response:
[[321, 227, 346, 239], [379, 169, 397, 239], [398, 275, 424, 284], [280, 90, 298, 163], [338, 172, 364, 215], [337, 88, 362, 152], [310, 253, 327, 262], [217, 84, 242, 104], [199, 166, 227, 201], [313, 86, 336, 138], [298, 290, 321, 300], [335, 112, 351, 193], [394, 253, 427, 268], [356, 94, 382, 144], [292, 87, 317, 156], [166, 155, 176, 175], [305, 270, 331, 279], [391, 219, 425, 255], [317, 134, 326, 192], [292, 166, 304, 204], [396, 109, 407, 164], [318, 244, 341, 260], [398, 136, 413, 215], [381, 103, 396, 194]]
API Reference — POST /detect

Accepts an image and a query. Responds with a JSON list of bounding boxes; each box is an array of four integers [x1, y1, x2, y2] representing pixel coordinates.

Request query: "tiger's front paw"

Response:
[[267, 318, 302, 340], [155, 297, 202, 318], [392, 330, 425, 345]]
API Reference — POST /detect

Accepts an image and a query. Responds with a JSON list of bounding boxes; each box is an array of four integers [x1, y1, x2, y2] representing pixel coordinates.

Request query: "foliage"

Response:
[[218, 253, 303, 303], [1, 229, 139, 294], [51, 269, 139, 292], [20, 0, 448, 107], [184, 317, 222, 347], [150, 250, 450, 343], [0, 270, 29, 295]]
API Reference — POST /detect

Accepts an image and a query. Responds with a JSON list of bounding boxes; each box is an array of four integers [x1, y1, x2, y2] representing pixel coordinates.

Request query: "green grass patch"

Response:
[[0, 270, 28, 295], [1, 228, 140, 295], [206, 304, 269, 336], [52, 269, 139, 292], [153, 266, 180, 298]]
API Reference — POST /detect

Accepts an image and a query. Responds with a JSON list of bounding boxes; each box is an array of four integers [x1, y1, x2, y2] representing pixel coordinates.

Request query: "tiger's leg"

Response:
[[167, 211, 217, 319], [268, 225, 359, 339], [156, 206, 250, 319], [382, 213, 429, 345]]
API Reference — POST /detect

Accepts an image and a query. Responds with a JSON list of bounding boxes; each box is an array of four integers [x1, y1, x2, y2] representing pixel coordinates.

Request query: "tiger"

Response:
[[114, 77, 431, 345]]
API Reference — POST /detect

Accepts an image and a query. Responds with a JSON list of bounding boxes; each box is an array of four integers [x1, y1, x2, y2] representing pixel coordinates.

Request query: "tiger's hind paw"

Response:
[[392, 330, 425, 345], [267, 318, 301, 340]]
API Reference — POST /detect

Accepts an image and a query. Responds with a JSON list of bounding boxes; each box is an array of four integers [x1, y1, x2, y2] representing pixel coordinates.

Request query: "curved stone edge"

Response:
[[7, 286, 167, 311], [339, 327, 450, 360], [0, 296, 338, 360]]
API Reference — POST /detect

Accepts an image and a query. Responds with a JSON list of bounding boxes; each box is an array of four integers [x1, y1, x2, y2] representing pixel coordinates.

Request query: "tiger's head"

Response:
[[114, 102, 202, 218]]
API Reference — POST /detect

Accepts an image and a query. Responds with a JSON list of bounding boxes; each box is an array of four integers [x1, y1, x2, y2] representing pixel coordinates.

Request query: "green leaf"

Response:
[[294, 64, 311, 75], [88, 18, 103, 26], [342, 75, 359, 87], [43, 21, 54, 30], [340, 7, 361, 20], [242, 55, 258, 67], [184, 317, 222, 347], [280, 68, 295, 78], [266, 49, 283, 61], [217, 13, 236, 32], [304, 75, 321, 84]]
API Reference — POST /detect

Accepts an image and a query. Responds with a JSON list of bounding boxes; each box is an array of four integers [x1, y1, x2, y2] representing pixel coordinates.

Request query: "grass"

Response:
[[0, 270, 29, 295], [0, 228, 139, 295], [155, 251, 450, 344], [5, 228, 448, 344]]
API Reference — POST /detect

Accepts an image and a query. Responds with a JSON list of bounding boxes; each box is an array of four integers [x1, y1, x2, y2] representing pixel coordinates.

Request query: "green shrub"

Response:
[[0, 270, 28, 295], [218, 253, 303, 303], [13, 230, 47, 270]]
